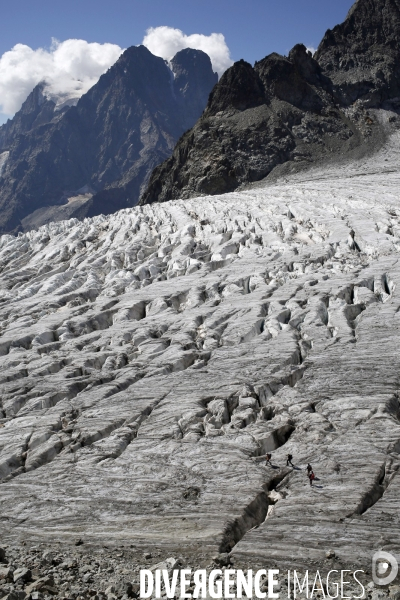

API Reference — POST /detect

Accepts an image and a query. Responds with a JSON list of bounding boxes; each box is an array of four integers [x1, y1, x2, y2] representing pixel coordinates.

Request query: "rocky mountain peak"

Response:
[[170, 48, 218, 128], [171, 48, 218, 96], [287, 44, 325, 85], [254, 46, 328, 112], [76, 45, 175, 115], [0, 83, 57, 152], [0, 45, 218, 234], [142, 0, 400, 206], [316, 0, 400, 104], [206, 59, 265, 115], [19, 82, 48, 112]]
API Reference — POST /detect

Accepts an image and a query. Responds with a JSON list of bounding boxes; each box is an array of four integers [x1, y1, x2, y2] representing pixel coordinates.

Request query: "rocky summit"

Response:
[[0, 46, 217, 235], [141, 0, 400, 205], [315, 0, 400, 105], [0, 107, 400, 597]]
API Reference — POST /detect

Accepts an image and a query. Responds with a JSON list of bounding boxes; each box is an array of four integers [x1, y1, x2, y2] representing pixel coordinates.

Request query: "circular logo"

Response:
[[372, 551, 398, 586]]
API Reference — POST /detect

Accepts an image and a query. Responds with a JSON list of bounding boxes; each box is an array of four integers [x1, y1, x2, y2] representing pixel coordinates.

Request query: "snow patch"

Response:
[[0, 151, 9, 176]]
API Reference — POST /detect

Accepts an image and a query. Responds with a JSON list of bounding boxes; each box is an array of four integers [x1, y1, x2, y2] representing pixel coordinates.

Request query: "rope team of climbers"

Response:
[[264, 453, 317, 485]]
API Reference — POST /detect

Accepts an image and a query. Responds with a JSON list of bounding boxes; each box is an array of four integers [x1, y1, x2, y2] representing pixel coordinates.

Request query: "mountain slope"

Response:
[[0, 46, 217, 234], [316, 0, 400, 105], [0, 84, 64, 153], [141, 0, 400, 206]]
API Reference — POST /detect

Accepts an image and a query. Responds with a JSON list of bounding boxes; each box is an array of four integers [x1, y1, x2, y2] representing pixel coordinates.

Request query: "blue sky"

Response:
[[0, 0, 355, 125]]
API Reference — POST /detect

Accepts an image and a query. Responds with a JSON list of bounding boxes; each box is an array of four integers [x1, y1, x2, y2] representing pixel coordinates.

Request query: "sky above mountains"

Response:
[[0, 0, 354, 125]]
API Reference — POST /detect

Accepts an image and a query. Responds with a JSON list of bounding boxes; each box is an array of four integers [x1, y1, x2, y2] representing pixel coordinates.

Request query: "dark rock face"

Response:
[[257, 47, 332, 111], [142, 0, 400, 206], [0, 84, 60, 153], [206, 59, 266, 114], [315, 0, 400, 105], [141, 44, 365, 205], [171, 48, 218, 129], [0, 46, 217, 233]]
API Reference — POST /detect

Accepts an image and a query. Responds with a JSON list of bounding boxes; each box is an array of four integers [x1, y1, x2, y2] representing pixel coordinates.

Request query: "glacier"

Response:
[[0, 112, 400, 576]]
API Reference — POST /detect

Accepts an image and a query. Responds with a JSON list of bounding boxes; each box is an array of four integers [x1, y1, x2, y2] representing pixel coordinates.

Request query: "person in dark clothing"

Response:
[[266, 453, 272, 466], [287, 453, 294, 467], [306, 463, 313, 474]]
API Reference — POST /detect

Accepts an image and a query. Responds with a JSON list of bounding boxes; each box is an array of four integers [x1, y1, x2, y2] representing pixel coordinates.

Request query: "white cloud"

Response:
[[142, 26, 233, 77], [0, 39, 123, 117], [306, 46, 317, 56]]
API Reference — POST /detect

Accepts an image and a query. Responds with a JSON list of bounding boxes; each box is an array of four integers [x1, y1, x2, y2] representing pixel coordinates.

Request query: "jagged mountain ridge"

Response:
[[141, 0, 400, 205], [0, 46, 217, 234], [0, 84, 66, 153], [316, 0, 400, 105]]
